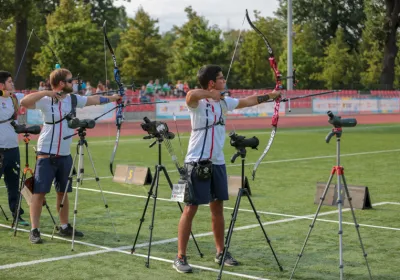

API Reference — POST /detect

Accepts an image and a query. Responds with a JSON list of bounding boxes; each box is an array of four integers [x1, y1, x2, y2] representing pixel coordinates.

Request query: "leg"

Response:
[[30, 193, 46, 229], [57, 192, 69, 225], [3, 148, 23, 217], [209, 200, 225, 253], [178, 204, 198, 256], [30, 157, 55, 243]]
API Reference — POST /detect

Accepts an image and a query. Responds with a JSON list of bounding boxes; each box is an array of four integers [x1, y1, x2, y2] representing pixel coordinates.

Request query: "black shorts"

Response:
[[33, 155, 73, 194], [185, 163, 228, 205]]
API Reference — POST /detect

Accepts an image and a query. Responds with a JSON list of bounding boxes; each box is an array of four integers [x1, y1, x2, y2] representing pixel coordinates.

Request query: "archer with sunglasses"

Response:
[[20, 68, 121, 244]]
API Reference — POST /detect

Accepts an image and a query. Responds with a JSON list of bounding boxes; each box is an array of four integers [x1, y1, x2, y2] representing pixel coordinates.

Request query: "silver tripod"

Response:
[[290, 126, 372, 280], [52, 127, 119, 250]]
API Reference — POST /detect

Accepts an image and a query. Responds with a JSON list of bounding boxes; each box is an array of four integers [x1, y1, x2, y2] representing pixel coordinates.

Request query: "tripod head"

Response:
[[229, 132, 259, 163], [63, 127, 87, 140], [325, 111, 357, 143], [141, 117, 175, 147]]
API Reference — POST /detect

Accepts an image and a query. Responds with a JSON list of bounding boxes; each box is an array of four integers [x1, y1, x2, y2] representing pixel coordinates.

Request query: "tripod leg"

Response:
[[145, 165, 162, 268], [52, 152, 78, 239], [341, 173, 373, 280], [290, 169, 336, 280], [161, 166, 203, 258], [0, 205, 8, 221], [85, 144, 119, 242], [71, 143, 84, 251], [131, 167, 158, 254], [337, 171, 345, 280], [12, 173, 26, 236], [44, 202, 59, 230], [245, 190, 283, 271], [217, 188, 244, 280]]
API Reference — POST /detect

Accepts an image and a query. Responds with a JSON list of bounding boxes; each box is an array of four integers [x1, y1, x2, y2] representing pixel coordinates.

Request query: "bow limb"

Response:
[[103, 20, 126, 176], [246, 10, 282, 180]]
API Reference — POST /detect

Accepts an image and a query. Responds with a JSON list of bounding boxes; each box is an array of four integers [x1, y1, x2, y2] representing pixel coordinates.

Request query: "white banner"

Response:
[[156, 99, 285, 119], [312, 98, 380, 114]]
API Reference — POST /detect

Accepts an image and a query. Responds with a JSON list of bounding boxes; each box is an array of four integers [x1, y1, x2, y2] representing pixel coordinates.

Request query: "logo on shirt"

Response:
[[1, 102, 6, 109]]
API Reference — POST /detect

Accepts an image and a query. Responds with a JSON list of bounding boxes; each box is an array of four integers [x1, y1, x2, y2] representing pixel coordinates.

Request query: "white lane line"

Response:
[[0, 201, 397, 273], [18, 124, 400, 147], [2, 148, 398, 187]]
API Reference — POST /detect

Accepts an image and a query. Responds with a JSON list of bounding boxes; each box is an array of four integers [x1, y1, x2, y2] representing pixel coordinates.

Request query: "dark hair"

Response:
[[197, 65, 222, 89], [0, 71, 12, 84]]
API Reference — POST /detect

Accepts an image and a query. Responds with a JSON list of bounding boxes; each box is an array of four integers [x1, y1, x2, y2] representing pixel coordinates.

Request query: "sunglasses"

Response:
[[63, 78, 73, 83]]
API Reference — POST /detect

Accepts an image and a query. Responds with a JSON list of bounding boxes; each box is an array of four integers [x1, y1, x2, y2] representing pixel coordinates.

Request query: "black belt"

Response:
[[0, 147, 18, 152]]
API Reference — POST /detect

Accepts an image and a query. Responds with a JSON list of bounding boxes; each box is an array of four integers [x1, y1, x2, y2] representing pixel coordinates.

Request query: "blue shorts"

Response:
[[33, 155, 73, 194], [185, 163, 229, 205]]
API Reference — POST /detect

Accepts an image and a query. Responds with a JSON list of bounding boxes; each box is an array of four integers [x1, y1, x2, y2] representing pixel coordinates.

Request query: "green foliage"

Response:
[[118, 7, 166, 86], [33, 0, 105, 85], [279, 24, 325, 89], [0, 18, 15, 73], [315, 28, 362, 89], [359, 0, 386, 89], [166, 6, 231, 87], [276, 0, 366, 51]]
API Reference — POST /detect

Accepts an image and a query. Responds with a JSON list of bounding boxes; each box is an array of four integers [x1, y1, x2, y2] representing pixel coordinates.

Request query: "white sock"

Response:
[[61, 224, 68, 230]]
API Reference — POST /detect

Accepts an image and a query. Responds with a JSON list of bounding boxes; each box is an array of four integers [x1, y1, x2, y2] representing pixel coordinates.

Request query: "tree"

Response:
[[33, 0, 105, 85], [118, 7, 167, 86], [380, 0, 400, 89], [167, 6, 231, 86], [276, 0, 365, 51], [359, 0, 386, 89], [278, 24, 325, 89], [315, 28, 362, 89]]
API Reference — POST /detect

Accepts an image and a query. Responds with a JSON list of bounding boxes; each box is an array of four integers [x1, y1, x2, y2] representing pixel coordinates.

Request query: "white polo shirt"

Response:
[[0, 93, 24, 149], [184, 97, 239, 165], [35, 94, 87, 156]]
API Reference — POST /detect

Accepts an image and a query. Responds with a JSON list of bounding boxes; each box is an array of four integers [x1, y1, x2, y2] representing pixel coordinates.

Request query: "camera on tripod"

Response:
[[10, 121, 41, 135], [327, 111, 357, 128], [67, 115, 96, 130], [229, 132, 259, 163], [141, 117, 174, 139], [229, 132, 259, 150]]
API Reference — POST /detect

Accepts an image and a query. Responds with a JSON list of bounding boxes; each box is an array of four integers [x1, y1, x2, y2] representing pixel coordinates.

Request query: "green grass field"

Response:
[[0, 123, 399, 280]]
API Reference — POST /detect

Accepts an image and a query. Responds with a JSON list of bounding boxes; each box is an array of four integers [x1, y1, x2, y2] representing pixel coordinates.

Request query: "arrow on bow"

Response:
[[103, 20, 127, 176]]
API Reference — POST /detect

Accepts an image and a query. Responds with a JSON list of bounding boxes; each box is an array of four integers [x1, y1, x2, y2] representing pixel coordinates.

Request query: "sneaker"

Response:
[[173, 255, 193, 273], [29, 229, 43, 244], [58, 223, 84, 237], [215, 251, 239, 266], [17, 217, 30, 227]]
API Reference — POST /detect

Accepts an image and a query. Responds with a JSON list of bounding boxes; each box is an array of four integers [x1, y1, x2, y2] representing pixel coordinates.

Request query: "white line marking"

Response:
[[18, 124, 400, 147], [0, 201, 398, 274], [2, 148, 397, 187]]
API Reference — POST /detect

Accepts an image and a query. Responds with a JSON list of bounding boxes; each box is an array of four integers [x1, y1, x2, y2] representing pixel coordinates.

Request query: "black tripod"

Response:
[[0, 205, 7, 221], [53, 127, 119, 250], [217, 146, 283, 280], [12, 133, 58, 236], [290, 127, 372, 280], [131, 135, 203, 268]]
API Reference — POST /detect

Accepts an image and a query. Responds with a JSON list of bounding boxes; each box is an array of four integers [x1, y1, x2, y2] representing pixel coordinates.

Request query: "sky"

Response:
[[114, 0, 280, 33]]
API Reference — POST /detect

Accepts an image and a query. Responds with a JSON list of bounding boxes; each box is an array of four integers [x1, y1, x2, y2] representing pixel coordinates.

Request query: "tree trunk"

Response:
[[14, 18, 28, 90], [380, 0, 400, 89]]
